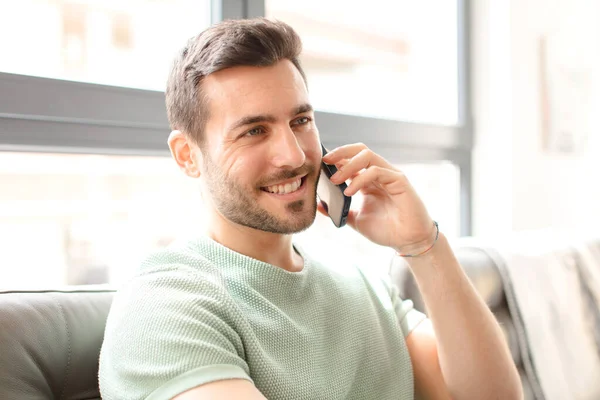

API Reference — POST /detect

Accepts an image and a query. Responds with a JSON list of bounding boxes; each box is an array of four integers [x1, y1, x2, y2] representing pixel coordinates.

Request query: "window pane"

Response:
[[0, 153, 205, 288], [0, 154, 460, 288], [396, 162, 461, 239], [266, 0, 459, 125], [0, 0, 210, 90]]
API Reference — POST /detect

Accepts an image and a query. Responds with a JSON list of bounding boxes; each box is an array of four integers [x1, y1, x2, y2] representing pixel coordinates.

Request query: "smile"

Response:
[[261, 176, 306, 195]]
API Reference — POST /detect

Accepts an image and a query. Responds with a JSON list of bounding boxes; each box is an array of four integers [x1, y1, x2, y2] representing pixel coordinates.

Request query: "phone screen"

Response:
[[317, 144, 352, 227]]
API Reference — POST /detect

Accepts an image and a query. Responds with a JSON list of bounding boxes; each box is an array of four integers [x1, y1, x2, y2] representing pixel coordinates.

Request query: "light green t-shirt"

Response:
[[99, 236, 426, 400]]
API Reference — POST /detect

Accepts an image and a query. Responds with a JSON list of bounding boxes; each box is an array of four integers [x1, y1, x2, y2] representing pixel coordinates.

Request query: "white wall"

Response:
[[472, 0, 600, 237], [471, 0, 513, 238]]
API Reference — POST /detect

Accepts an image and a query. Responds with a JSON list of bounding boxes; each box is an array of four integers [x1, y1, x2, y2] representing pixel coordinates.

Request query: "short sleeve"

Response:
[[384, 278, 427, 337], [99, 265, 251, 400]]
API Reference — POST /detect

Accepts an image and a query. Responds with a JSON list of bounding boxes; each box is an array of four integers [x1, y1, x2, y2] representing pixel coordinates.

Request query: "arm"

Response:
[[99, 266, 257, 400], [406, 319, 453, 400], [403, 232, 522, 400], [173, 379, 267, 400], [322, 143, 522, 400]]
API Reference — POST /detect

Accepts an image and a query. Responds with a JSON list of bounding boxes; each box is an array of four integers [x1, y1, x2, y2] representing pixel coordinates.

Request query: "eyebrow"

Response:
[[228, 103, 314, 133]]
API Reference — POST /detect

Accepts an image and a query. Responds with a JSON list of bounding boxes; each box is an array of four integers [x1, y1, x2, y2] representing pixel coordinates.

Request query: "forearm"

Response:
[[404, 233, 522, 399]]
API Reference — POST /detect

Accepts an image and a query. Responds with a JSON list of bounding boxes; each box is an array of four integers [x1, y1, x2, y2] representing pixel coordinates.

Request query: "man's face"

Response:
[[198, 60, 321, 234]]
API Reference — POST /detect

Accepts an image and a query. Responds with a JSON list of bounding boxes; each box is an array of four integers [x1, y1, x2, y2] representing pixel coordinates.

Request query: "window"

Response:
[[396, 162, 461, 239], [0, 0, 472, 287], [0, 152, 460, 287], [0, 152, 205, 288], [266, 0, 459, 124], [0, 0, 211, 90]]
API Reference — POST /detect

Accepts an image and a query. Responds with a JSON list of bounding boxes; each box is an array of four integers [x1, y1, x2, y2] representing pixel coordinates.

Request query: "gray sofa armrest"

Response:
[[0, 288, 115, 400]]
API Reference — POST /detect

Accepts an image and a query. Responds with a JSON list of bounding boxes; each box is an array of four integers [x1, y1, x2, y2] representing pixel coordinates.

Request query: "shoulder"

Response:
[[300, 243, 393, 301], [106, 238, 237, 332], [129, 238, 228, 294], [303, 242, 406, 309], [138, 238, 220, 278], [99, 239, 250, 399]]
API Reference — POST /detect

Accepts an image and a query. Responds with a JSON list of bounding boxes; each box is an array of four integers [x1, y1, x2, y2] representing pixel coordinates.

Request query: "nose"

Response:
[[270, 127, 306, 169]]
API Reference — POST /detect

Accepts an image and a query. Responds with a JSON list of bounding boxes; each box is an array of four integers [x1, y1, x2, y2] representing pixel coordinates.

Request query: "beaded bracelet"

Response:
[[397, 221, 439, 258]]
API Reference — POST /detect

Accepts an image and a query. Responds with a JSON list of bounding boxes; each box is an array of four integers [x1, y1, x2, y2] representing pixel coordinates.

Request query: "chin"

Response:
[[259, 203, 317, 234], [285, 202, 319, 232]]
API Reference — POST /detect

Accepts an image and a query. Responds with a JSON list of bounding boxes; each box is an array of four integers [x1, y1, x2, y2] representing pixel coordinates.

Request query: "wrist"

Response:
[[402, 232, 454, 275], [393, 221, 439, 257]]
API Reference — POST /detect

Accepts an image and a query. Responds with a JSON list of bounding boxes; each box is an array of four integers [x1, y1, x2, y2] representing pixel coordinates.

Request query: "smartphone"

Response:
[[317, 144, 352, 228]]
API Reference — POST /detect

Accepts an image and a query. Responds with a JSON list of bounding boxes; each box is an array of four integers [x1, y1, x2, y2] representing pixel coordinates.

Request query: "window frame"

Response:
[[0, 0, 473, 235]]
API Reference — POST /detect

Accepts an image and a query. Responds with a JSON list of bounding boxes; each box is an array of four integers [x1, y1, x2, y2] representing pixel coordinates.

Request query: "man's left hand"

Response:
[[321, 143, 435, 254]]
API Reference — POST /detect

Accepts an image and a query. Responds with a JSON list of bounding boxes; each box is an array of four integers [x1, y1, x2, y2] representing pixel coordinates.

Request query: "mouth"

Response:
[[261, 175, 307, 195]]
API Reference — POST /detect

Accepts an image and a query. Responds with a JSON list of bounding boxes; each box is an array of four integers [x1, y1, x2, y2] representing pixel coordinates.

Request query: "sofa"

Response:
[[390, 244, 535, 400], [0, 288, 114, 399], [2, 234, 599, 399], [390, 232, 600, 400]]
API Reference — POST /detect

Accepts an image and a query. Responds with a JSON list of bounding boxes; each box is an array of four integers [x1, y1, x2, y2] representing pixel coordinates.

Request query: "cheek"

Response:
[[226, 157, 264, 187]]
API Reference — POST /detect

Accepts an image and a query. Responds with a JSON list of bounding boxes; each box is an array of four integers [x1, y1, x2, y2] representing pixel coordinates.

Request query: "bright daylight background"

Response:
[[0, 0, 461, 287]]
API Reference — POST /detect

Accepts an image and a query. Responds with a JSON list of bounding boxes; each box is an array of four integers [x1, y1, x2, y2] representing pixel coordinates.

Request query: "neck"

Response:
[[204, 211, 304, 272]]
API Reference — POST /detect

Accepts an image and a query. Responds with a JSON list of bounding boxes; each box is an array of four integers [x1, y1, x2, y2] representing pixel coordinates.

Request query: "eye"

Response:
[[245, 126, 265, 137], [293, 116, 312, 126]]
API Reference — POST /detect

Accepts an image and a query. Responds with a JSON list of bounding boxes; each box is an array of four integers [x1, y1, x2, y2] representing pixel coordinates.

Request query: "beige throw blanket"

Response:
[[459, 231, 600, 400]]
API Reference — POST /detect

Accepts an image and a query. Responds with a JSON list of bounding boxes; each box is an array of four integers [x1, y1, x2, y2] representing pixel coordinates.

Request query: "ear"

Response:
[[168, 130, 202, 178]]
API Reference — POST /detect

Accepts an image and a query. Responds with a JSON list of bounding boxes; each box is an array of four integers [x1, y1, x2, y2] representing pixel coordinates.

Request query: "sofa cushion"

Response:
[[389, 246, 505, 314], [0, 288, 114, 400]]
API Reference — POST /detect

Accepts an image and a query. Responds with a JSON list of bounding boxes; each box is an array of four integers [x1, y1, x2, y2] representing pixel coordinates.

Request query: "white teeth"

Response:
[[265, 178, 302, 194]]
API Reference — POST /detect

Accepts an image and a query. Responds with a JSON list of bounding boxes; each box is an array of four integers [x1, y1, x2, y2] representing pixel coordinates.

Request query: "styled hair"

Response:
[[165, 18, 306, 145]]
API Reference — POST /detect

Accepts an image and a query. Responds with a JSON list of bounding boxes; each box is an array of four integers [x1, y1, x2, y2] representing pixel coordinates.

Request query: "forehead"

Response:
[[202, 60, 309, 119]]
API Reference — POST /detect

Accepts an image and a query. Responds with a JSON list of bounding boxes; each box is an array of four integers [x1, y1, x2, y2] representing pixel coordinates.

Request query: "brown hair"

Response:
[[165, 18, 306, 145]]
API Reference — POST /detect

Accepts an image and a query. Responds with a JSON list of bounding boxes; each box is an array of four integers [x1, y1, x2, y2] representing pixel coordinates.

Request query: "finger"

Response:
[[330, 149, 392, 184], [329, 149, 369, 184], [322, 143, 368, 164], [343, 166, 408, 197], [321, 158, 358, 184], [333, 158, 350, 170]]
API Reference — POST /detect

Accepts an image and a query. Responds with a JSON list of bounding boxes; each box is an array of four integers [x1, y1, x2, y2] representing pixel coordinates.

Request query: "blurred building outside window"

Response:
[[266, 0, 459, 125], [0, 0, 211, 90], [0, 153, 459, 287], [0, 0, 464, 286]]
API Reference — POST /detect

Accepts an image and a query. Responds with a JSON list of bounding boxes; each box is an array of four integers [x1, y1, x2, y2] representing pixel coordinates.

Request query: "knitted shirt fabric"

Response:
[[99, 236, 426, 400]]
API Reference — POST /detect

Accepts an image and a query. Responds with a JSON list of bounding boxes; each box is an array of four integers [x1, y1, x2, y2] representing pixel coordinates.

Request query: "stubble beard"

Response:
[[203, 155, 319, 234]]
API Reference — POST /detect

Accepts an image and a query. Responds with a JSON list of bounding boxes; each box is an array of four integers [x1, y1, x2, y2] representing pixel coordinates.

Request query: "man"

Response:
[[99, 18, 522, 400]]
